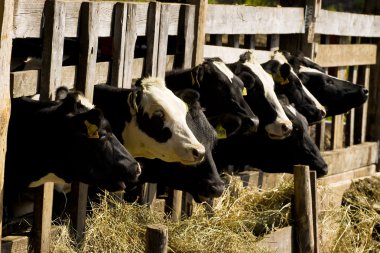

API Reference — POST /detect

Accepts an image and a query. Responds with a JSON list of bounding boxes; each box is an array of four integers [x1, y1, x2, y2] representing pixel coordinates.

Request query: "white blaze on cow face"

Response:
[[212, 60, 234, 83], [242, 52, 292, 139], [271, 51, 327, 116], [123, 77, 205, 165]]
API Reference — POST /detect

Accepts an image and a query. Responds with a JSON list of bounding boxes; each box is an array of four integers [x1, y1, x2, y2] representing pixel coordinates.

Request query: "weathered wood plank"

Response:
[[361, 65, 370, 143], [204, 45, 272, 64], [157, 3, 170, 78], [321, 142, 378, 175], [315, 9, 380, 37], [206, 5, 304, 35], [111, 2, 127, 88], [0, 0, 14, 249], [33, 182, 54, 253], [145, 2, 160, 77], [294, 165, 314, 253], [256, 226, 294, 253], [77, 2, 99, 101], [2, 235, 30, 252], [145, 224, 168, 253], [40, 0, 65, 101], [314, 44, 377, 67], [187, 0, 207, 66], [13, 0, 150, 38], [122, 3, 138, 88]]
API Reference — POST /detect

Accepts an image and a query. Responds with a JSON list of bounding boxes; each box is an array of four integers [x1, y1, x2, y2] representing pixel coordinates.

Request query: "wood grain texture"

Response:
[[145, 224, 168, 253], [145, 2, 160, 77], [206, 5, 304, 35]]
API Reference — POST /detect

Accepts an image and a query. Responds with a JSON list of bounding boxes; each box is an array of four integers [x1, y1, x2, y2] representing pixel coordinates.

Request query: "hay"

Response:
[[51, 175, 293, 253], [319, 176, 380, 253]]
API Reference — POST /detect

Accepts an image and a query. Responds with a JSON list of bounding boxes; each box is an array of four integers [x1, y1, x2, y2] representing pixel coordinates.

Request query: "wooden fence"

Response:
[[0, 0, 380, 252]]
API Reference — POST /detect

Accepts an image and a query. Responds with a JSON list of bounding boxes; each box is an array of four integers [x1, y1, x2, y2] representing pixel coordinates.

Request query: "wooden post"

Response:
[[309, 171, 319, 253], [186, 0, 207, 66], [156, 3, 170, 78], [166, 189, 182, 222], [33, 183, 54, 253], [71, 2, 99, 243], [145, 2, 161, 77], [145, 224, 168, 253], [0, 0, 14, 250], [294, 165, 314, 253]]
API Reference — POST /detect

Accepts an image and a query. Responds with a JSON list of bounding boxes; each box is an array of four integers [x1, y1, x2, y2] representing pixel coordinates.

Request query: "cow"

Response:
[[4, 88, 141, 221], [136, 89, 225, 203], [165, 57, 259, 137], [281, 51, 369, 116], [262, 51, 327, 125], [226, 50, 293, 139], [213, 94, 328, 178], [93, 77, 205, 165]]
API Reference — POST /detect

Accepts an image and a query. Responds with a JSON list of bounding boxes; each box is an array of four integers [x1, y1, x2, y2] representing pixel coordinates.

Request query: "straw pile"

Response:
[[319, 176, 380, 253], [51, 175, 294, 253]]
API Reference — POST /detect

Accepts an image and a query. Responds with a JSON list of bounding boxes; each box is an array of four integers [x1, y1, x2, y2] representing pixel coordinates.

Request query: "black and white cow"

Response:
[[262, 51, 327, 125], [93, 77, 205, 165], [136, 89, 225, 203], [165, 58, 259, 137], [213, 94, 328, 178], [5, 89, 141, 206], [227, 50, 293, 139], [281, 51, 369, 116]]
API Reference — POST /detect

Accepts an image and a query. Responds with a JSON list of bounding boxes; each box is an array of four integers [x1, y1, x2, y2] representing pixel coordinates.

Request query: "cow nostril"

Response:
[[192, 148, 205, 161], [281, 123, 290, 133], [362, 88, 369, 96], [136, 163, 142, 176], [320, 109, 327, 118]]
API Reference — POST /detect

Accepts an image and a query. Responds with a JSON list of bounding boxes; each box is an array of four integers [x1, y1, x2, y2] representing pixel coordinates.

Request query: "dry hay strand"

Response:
[[319, 176, 380, 253], [51, 176, 294, 253]]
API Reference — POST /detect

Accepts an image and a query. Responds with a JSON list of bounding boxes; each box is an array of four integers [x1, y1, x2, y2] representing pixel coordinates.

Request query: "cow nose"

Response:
[[281, 122, 292, 133], [192, 147, 205, 162], [135, 163, 142, 177], [320, 108, 327, 118], [246, 117, 259, 133], [362, 88, 369, 96]]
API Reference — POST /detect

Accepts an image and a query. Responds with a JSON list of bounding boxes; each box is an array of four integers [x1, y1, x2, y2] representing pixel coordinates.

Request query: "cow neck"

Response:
[[93, 85, 134, 143]]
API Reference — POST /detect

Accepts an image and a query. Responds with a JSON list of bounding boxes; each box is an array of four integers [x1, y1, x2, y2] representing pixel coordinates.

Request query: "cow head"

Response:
[[262, 51, 326, 125], [131, 89, 225, 202], [42, 87, 141, 192], [123, 77, 205, 165], [227, 50, 293, 139], [286, 52, 369, 116]]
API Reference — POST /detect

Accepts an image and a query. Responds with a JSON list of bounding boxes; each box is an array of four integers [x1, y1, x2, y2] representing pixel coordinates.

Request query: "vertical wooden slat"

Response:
[[111, 2, 127, 88], [228, 34, 240, 48], [309, 171, 319, 253], [315, 120, 326, 151], [145, 224, 168, 253], [40, 0, 65, 101], [33, 183, 54, 253], [72, 2, 99, 243], [361, 65, 370, 143], [0, 0, 14, 250], [140, 183, 157, 206], [122, 3, 138, 88], [34, 1, 65, 251], [209, 34, 222, 46], [145, 2, 161, 77], [175, 4, 195, 69], [268, 34, 279, 51], [166, 190, 182, 222], [77, 2, 99, 102], [187, 0, 207, 66], [156, 4, 170, 78], [294, 165, 314, 253], [244, 35, 255, 49], [346, 65, 358, 146]]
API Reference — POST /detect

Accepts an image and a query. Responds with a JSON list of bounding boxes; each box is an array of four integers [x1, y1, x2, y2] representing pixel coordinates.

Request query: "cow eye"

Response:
[[152, 110, 165, 119]]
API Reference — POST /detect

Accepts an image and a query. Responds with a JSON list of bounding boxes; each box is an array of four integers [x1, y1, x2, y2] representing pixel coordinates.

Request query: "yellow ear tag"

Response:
[[84, 120, 100, 139], [272, 73, 289, 85], [215, 124, 227, 139], [183, 101, 189, 112], [242, 87, 248, 96]]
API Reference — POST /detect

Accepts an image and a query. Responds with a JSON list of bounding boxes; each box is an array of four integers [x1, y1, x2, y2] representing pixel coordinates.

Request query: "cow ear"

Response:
[[280, 63, 291, 79], [71, 109, 103, 138], [191, 65, 203, 88], [175, 89, 200, 106], [55, 86, 69, 101], [127, 89, 141, 113]]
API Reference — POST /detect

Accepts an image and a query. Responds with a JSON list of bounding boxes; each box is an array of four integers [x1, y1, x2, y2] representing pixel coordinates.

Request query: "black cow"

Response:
[[213, 95, 328, 178], [282, 51, 369, 116], [165, 57, 259, 137], [136, 89, 225, 203], [262, 51, 327, 125], [227, 51, 293, 140], [93, 77, 205, 165], [5, 89, 140, 219]]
